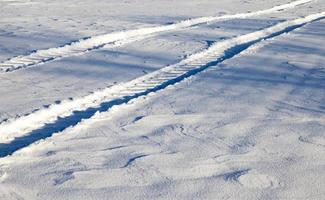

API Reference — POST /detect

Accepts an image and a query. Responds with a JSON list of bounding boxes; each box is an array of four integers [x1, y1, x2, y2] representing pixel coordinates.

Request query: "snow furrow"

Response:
[[0, 11, 324, 146], [0, 0, 314, 73]]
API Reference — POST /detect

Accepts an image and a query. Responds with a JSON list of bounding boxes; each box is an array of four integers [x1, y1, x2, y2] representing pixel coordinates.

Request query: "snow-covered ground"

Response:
[[0, 0, 324, 199]]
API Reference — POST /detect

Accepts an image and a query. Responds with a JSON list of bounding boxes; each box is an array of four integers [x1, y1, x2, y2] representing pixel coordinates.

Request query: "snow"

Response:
[[1, 11, 324, 144], [0, 0, 314, 73], [0, 0, 324, 199]]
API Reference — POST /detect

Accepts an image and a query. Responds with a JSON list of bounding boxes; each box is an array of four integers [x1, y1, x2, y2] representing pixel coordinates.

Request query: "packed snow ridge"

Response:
[[0, 11, 324, 146], [0, 0, 314, 73]]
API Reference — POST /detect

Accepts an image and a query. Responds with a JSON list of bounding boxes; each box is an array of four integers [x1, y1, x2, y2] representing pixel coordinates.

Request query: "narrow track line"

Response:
[[0, 0, 314, 73], [0, 12, 324, 158]]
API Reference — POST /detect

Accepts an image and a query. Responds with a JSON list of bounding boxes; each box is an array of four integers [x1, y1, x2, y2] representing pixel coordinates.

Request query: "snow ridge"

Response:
[[0, 0, 314, 73], [0, 11, 324, 150]]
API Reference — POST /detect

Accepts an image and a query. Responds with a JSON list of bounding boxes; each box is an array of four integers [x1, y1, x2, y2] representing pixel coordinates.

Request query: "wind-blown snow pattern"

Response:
[[0, 11, 323, 145], [0, 0, 314, 73]]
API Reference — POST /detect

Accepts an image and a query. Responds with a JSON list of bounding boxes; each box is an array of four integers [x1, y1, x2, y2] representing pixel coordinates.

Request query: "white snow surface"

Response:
[[0, 0, 314, 72], [0, 0, 325, 199]]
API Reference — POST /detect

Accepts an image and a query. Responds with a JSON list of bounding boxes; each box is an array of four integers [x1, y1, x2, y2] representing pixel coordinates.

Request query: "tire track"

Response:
[[0, 0, 314, 73], [0, 11, 324, 157]]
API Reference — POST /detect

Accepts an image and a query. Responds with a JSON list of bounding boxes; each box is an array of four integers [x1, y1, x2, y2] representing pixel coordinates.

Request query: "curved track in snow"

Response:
[[0, 0, 314, 73], [0, 11, 324, 157]]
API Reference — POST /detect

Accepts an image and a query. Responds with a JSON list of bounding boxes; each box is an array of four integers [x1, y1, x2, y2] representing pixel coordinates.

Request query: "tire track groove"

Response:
[[0, 11, 324, 157], [0, 0, 314, 73]]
